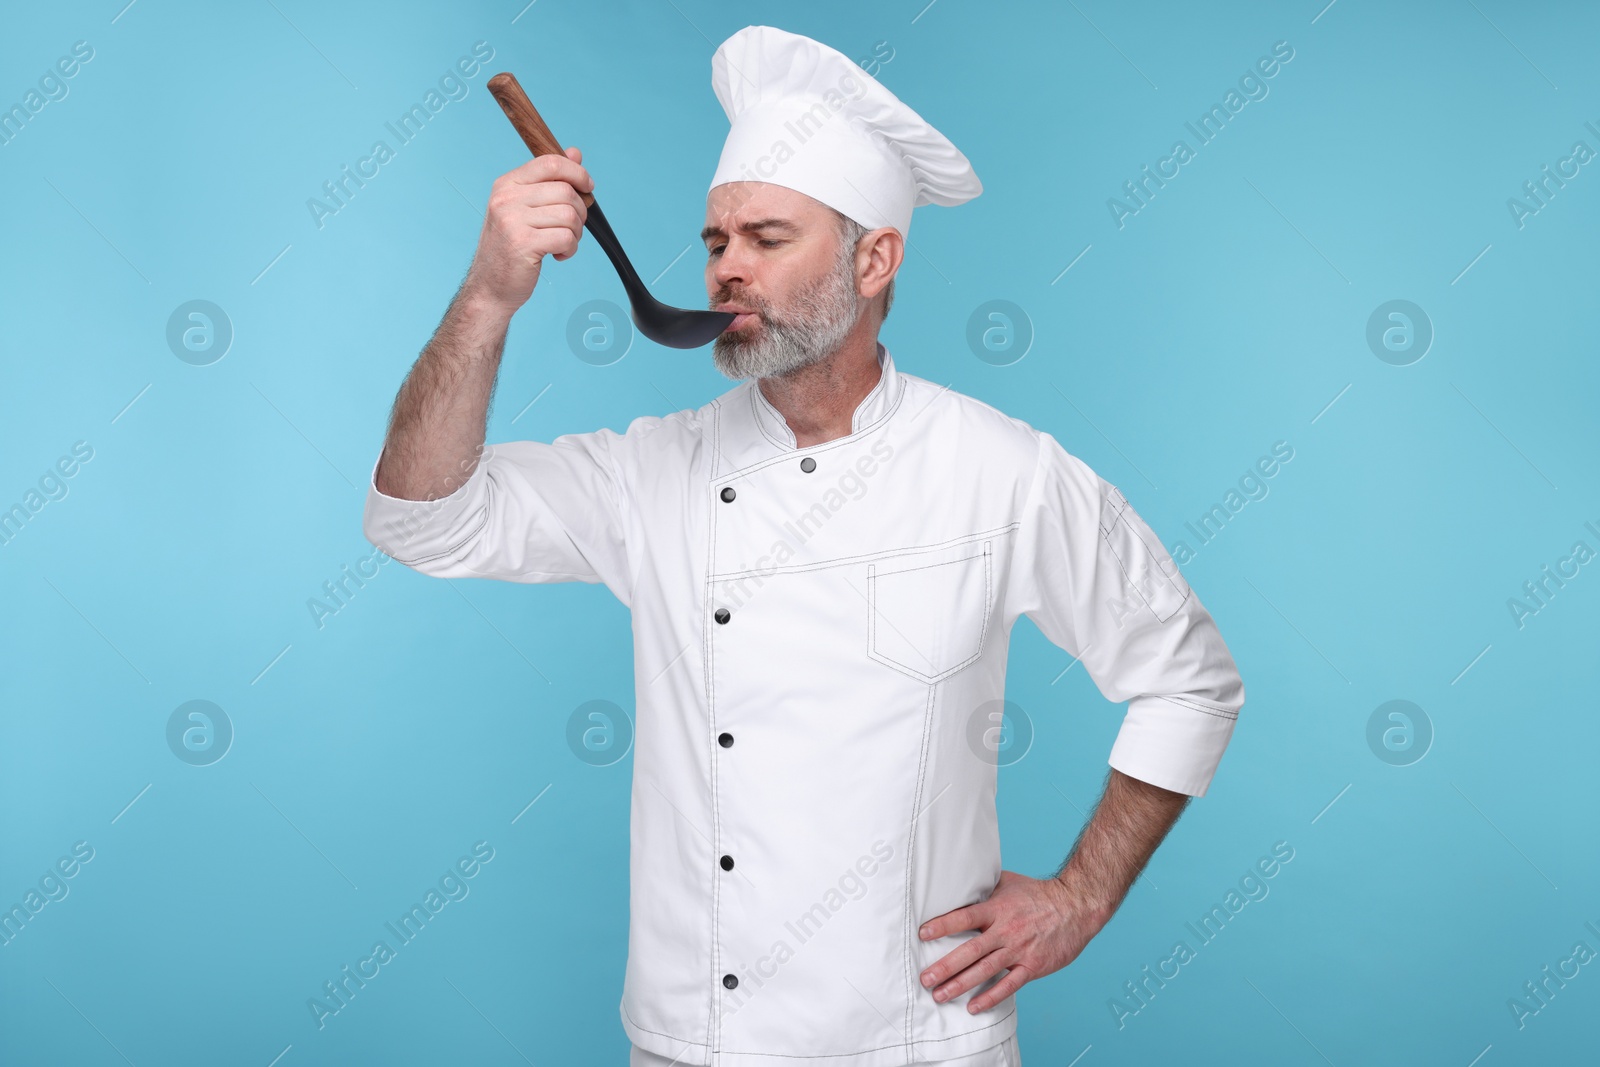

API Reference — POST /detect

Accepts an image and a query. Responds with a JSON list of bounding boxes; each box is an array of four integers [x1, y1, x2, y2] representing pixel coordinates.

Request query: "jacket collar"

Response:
[[748, 341, 901, 450]]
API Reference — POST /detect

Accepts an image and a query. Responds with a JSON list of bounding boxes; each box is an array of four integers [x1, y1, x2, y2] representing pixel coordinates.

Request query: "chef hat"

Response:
[[708, 25, 982, 241]]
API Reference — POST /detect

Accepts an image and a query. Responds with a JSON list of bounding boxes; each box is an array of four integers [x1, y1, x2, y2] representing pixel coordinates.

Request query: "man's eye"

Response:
[[707, 239, 781, 255]]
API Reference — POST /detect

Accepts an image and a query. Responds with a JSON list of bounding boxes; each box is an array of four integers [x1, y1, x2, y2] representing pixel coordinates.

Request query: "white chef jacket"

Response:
[[362, 343, 1244, 1066]]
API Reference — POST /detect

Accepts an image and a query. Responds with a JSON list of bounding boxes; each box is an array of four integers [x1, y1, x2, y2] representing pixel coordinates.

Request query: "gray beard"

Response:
[[711, 255, 861, 381]]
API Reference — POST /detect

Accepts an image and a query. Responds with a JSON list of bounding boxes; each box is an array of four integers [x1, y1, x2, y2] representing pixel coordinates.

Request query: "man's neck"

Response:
[[756, 326, 882, 449]]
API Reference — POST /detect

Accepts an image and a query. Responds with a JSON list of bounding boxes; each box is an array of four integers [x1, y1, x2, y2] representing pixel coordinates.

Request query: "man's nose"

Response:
[[711, 239, 753, 292]]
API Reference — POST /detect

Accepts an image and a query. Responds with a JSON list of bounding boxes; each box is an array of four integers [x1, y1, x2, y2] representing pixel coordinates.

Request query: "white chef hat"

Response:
[[708, 25, 982, 241]]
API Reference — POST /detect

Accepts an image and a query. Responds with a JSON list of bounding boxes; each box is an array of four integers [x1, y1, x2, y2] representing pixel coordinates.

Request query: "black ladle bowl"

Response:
[[488, 72, 736, 350]]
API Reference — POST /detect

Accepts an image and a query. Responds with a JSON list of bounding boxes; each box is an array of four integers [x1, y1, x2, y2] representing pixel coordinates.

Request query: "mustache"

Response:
[[712, 289, 768, 315]]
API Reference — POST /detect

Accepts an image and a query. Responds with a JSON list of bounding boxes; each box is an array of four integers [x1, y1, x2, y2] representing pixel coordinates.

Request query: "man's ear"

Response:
[[858, 226, 904, 302]]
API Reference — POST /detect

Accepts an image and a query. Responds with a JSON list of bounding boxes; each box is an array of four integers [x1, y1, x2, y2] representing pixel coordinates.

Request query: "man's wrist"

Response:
[[456, 283, 519, 332], [1049, 867, 1116, 925]]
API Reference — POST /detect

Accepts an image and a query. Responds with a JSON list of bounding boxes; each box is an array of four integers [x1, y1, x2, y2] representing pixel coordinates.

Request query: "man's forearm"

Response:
[[373, 283, 515, 502], [1053, 768, 1189, 920]]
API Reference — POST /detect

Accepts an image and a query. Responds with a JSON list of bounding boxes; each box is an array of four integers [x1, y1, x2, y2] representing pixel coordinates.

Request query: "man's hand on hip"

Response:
[[916, 869, 1111, 1014], [915, 769, 1190, 1014]]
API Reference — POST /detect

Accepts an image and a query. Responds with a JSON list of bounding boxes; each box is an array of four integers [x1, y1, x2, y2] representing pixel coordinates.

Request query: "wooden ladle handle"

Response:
[[486, 72, 595, 208]]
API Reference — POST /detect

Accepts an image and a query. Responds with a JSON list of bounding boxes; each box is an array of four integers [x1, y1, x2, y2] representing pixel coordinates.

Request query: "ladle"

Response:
[[487, 72, 736, 349]]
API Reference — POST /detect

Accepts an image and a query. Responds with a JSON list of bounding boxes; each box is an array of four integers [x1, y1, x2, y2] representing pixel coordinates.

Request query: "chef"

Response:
[[362, 24, 1244, 1067]]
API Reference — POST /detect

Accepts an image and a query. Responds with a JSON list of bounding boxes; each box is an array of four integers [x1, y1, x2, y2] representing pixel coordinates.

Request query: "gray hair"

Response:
[[834, 211, 895, 322]]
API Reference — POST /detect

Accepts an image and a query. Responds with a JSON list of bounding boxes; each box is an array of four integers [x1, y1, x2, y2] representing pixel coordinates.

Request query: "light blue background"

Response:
[[2, 1, 1597, 1064]]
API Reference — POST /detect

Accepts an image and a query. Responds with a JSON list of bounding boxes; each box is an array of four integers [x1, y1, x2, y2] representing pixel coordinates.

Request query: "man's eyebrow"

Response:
[[700, 218, 799, 243]]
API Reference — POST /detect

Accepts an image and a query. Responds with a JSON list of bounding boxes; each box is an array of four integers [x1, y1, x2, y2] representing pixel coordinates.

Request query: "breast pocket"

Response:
[[867, 541, 994, 684]]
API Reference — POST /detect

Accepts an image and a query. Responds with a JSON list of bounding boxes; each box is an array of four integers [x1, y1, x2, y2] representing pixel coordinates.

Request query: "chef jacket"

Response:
[[361, 342, 1244, 1066]]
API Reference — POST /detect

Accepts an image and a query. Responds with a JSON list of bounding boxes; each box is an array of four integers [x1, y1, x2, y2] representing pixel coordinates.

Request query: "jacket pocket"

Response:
[[867, 541, 994, 683], [1098, 485, 1190, 623]]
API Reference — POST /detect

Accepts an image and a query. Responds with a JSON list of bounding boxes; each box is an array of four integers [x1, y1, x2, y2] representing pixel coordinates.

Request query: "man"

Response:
[[362, 25, 1244, 1067]]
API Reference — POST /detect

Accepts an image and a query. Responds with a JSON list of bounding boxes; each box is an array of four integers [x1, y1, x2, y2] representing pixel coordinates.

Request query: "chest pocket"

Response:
[[867, 541, 994, 684]]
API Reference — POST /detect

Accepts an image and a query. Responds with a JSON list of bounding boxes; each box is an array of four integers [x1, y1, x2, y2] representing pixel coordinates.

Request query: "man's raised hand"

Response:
[[463, 146, 594, 317]]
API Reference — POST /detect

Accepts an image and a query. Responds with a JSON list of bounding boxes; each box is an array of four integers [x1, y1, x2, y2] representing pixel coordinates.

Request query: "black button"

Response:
[[714, 608, 731, 624], [718, 732, 734, 747], [720, 486, 736, 502], [723, 973, 739, 989], [720, 854, 735, 870], [800, 457, 816, 473]]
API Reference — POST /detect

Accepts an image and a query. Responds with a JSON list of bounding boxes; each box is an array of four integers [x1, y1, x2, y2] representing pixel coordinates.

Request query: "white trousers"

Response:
[[629, 1033, 1020, 1066]]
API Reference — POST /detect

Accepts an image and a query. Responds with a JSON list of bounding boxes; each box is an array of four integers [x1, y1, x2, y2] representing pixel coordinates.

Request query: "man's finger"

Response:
[[966, 963, 1031, 1014], [505, 152, 594, 194], [919, 901, 986, 941], [498, 181, 589, 222], [931, 948, 1009, 1005], [919, 931, 993, 992]]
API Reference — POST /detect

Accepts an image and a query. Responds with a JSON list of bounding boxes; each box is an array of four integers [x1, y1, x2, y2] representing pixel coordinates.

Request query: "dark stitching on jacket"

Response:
[[750, 386, 794, 451], [712, 523, 1019, 582], [734, 381, 909, 477], [873, 551, 985, 579], [388, 502, 492, 569], [622, 1001, 710, 1045], [711, 1005, 1018, 1060], [1161, 692, 1234, 715], [705, 404, 723, 1054], [1099, 513, 1188, 623], [1160, 694, 1239, 720], [1119, 509, 1191, 615], [903, 680, 937, 1054]]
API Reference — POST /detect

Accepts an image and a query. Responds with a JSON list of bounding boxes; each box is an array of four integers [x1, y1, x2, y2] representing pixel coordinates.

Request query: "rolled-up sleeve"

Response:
[[1010, 432, 1245, 796], [361, 419, 653, 607]]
